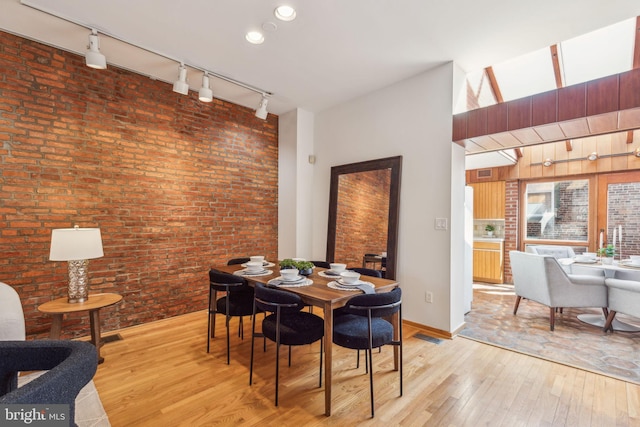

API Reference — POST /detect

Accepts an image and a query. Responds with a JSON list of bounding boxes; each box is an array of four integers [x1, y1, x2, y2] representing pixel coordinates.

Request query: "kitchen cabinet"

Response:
[[469, 181, 505, 219], [473, 240, 504, 283]]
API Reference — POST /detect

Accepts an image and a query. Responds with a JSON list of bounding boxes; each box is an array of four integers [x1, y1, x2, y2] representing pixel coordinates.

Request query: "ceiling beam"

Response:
[[484, 66, 504, 103], [565, 140, 573, 151], [550, 45, 564, 88]]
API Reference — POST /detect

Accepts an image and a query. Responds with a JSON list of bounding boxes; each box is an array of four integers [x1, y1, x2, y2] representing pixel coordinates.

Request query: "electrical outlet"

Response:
[[435, 218, 448, 230], [425, 291, 433, 303]]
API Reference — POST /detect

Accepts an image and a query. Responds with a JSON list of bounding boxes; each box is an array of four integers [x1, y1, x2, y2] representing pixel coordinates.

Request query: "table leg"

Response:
[[577, 314, 640, 332], [49, 314, 63, 339], [89, 309, 104, 364], [324, 302, 333, 416]]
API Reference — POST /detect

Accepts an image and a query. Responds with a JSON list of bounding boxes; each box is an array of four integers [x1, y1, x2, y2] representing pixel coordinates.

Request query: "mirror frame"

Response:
[[326, 156, 402, 280]]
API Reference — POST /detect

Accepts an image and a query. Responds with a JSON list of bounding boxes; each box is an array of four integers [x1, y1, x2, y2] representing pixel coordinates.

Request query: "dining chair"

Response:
[[310, 260, 330, 269], [603, 277, 640, 332], [510, 251, 608, 330], [227, 257, 250, 266], [207, 270, 256, 364], [332, 287, 402, 417], [249, 284, 324, 406]]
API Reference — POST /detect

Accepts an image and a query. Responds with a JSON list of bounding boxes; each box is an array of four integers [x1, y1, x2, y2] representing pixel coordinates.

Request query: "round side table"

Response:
[[38, 293, 123, 363]]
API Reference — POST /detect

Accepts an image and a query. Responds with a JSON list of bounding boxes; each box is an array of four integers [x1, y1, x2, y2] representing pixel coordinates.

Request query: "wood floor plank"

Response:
[[91, 310, 640, 426]]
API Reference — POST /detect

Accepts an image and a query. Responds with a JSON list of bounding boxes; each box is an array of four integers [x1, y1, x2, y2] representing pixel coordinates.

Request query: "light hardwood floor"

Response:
[[93, 310, 640, 426]]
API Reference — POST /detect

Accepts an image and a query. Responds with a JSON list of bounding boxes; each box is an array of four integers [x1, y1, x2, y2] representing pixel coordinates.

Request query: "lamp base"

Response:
[[68, 259, 90, 303]]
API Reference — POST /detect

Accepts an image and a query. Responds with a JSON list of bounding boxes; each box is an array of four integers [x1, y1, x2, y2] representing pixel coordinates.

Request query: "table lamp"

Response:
[[49, 226, 104, 303]]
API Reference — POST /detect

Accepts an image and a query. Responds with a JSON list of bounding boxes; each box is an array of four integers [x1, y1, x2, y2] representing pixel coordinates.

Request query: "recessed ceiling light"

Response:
[[245, 31, 264, 44], [274, 5, 296, 21]]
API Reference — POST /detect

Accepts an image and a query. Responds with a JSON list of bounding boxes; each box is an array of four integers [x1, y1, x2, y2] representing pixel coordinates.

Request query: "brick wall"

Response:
[[608, 182, 640, 256], [503, 180, 519, 283], [334, 169, 390, 267], [0, 31, 279, 339]]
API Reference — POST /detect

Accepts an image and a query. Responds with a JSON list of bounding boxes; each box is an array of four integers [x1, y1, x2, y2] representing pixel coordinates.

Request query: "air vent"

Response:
[[477, 169, 492, 178]]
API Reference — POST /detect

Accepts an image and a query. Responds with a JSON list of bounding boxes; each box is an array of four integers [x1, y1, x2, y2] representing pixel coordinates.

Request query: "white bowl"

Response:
[[250, 255, 265, 264], [575, 255, 591, 262], [630, 255, 640, 262], [583, 252, 597, 260], [330, 263, 346, 273], [280, 269, 299, 281], [340, 271, 361, 284], [246, 261, 263, 272]]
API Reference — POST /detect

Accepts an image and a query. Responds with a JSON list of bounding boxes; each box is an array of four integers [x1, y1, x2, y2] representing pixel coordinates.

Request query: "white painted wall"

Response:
[[307, 62, 465, 332], [278, 109, 315, 260]]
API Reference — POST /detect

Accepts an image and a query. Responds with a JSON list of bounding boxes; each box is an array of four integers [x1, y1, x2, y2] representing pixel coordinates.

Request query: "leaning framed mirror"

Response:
[[326, 156, 402, 280]]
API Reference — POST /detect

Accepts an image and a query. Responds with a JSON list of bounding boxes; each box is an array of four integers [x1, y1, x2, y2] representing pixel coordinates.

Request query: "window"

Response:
[[524, 179, 589, 241]]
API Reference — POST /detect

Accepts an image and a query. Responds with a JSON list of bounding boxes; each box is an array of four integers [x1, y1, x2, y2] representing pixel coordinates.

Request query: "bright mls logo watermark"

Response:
[[1, 405, 69, 426]]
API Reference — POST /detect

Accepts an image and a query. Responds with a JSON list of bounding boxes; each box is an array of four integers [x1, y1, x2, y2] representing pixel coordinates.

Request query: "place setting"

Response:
[[240, 255, 276, 268], [573, 252, 598, 264], [327, 271, 375, 294], [267, 268, 312, 287], [619, 255, 640, 269], [318, 263, 348, 278], [234, 258, 273, 277]]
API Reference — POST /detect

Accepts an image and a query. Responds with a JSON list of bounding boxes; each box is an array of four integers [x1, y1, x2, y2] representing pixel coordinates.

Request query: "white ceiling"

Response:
[[3, 0, 640, 119]]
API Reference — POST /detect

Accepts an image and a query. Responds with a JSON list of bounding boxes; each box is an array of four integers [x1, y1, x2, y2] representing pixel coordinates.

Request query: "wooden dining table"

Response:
[[213, 263, 400, 416]]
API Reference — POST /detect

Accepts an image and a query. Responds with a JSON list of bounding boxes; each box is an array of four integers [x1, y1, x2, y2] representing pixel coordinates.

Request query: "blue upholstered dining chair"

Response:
[[310, 260, 330, 269], [249, 284, 324, 406], [0, 340, 98, 427], [207, 270, 256, 364], [332, 287, 402, 418]]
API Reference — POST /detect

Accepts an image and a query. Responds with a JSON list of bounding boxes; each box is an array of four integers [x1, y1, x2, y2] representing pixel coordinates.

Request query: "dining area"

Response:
[[208, 257, 403, 417]]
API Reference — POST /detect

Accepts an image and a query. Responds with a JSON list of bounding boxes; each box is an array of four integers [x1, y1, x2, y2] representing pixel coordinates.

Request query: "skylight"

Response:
[[460, 17, 637, 113], [492, 47, 557, 102], [560, 17, 635, 86]]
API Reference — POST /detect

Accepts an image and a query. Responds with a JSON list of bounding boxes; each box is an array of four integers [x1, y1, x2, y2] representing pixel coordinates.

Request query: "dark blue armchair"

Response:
[[0, 340, 98, 427]]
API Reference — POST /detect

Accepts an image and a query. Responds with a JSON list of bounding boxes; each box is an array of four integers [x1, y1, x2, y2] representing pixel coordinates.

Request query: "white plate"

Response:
[[621, 260, 640, 268], [338, 278, 362, 287], [574, 258, 597, 264], [241, 261, 275, 268], [278, 275, 303, 283], [243, 269, 267, 274]]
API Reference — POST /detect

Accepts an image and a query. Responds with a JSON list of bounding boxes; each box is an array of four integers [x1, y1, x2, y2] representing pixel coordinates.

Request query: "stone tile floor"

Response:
[[460, 283, 640, 385]]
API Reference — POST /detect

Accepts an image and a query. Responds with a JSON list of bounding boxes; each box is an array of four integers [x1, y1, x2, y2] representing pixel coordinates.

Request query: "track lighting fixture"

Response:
[[255, 95, 269, 119], [85, 29, 107, 69], [587, 152, 598, 161], [199, 73, 213, 102], [172, 63, 189, 95], [542, 158, 553, 167]]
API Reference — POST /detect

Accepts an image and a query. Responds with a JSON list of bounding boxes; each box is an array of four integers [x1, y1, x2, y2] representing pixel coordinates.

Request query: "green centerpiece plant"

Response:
[[598, 244, 616, 264], [279, 259, 315, 275]]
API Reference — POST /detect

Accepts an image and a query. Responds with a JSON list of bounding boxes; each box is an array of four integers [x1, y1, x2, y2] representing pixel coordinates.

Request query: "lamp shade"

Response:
[[49, 228, 104, 261]]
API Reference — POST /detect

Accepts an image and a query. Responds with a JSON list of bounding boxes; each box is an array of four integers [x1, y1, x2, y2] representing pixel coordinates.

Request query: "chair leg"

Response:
[[368, 344, 374, 418], [275, 332, 281, 406], [249, 307, 257, 385], [356, 349, 360, 369], [513, 296, 521, 315], [549, 307, 555, 331], [603, 310, 617, 333], [288, 345, 292, 367]]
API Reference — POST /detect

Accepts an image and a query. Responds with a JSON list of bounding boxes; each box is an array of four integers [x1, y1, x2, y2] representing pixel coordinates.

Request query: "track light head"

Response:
[[587, 152, 598, 161], [85, 30, 106, 69], [542, 158, 553, 167], [198, 73, 213, 102], [172, 64, 189, 95], [255, 96, 269, 120]]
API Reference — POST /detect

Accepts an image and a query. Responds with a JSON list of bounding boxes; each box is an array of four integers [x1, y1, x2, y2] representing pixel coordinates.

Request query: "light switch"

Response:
[[435, 218, 448, 230]]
